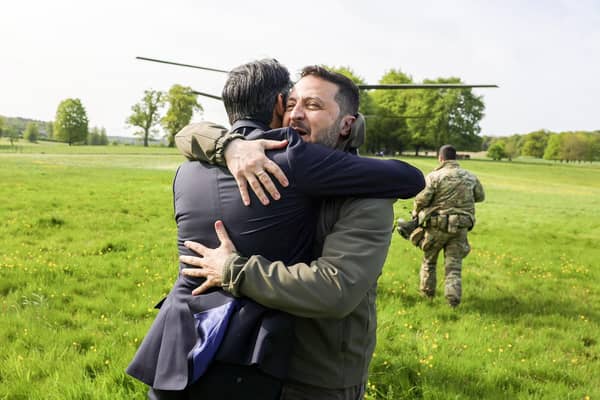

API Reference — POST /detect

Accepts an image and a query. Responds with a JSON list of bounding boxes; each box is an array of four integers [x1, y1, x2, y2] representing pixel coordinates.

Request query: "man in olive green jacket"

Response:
[[179, 66, 425, 399]]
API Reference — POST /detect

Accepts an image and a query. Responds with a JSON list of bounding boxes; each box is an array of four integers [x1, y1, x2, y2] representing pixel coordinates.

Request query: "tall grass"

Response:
[[1, 145, 598, 399], [372, 157, 599, 399], [1, 152, 178, 399]]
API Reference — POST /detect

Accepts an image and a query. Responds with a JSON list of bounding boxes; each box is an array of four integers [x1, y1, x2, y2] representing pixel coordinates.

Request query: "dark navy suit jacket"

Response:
[[126, 120, 425, 390]]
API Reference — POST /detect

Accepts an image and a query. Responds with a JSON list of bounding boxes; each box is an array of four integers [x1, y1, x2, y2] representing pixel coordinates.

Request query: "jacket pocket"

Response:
[[420, 230, 439, 252], [448, 214, 459, 233]]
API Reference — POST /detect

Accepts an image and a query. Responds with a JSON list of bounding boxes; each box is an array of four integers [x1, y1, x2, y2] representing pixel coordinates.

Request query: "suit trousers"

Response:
[[279, 381, 365, 400], [148, 362, 282, 400]]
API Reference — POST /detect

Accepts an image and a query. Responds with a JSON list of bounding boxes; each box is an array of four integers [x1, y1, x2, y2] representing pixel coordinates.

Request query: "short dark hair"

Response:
[[222, 59, 291, 125], [439, 144, 457, 160], [300, 66, 359, 117]]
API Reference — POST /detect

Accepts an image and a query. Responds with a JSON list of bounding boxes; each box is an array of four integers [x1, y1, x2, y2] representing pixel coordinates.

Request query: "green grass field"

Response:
[[1, 141, 598, 399]]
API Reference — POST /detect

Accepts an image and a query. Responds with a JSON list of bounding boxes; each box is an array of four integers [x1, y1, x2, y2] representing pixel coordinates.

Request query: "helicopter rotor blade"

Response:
[[358, 84, 498, 90], [191, 90, 223, 101], [137, 57, 498, 90], [136, 56, 229, 74], [363, 115, 431, 119]]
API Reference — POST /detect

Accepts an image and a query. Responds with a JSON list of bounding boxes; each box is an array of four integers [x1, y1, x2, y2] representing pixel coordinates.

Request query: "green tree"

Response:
[[521, 130, 550, 158], [406, 78, 485, 155], [587, 132, 600, 162], [0, 116, 5, 138], [480, 136, 496, 151], [561, 132, 588, 162], [99, 127, 109, 145], [406, 88, 441, 155], [87, 126, 108, 145], [327, 65, 377, 116], [443, 84, 485, 152], [487, 141, 506, 160], [369, 69, 414, 154], [24, 122, 39, 143], [45, 121, 54, 139], [543, 133, 562, 161], [88, 126, 101, 145], [161, 85, 202, 147], [5, 125, 20, 146], [503, 134, 522, 161], [54, 98, 89, 145], [127, 90, 164, 147]]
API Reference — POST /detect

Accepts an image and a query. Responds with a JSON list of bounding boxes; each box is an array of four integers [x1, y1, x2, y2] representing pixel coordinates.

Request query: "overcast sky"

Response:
[[1, 0, 598, 137]]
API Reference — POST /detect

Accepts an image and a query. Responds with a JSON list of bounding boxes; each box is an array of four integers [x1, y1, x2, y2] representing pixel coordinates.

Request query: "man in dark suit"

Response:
[[126, 59, 425, 399]]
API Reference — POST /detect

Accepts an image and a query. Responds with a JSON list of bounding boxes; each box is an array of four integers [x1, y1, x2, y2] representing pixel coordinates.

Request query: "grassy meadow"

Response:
[[1, 140, 599, 399]]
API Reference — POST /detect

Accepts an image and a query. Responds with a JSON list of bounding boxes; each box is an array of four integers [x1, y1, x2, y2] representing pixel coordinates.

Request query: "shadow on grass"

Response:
[[464, 293, 600, 325], [424, 368, 521, 400], [424, 357, 586, 399], [367, 356, 579, 399]]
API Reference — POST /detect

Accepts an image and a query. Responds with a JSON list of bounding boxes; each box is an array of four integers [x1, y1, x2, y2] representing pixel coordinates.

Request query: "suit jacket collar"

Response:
[[231, 119, 269, 136]]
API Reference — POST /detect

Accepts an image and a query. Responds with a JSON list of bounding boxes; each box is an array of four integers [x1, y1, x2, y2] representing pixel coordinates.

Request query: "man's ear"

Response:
[[276, 93, 285, 117], [270, 94, 286, 129], [339, 115, 356, 138]]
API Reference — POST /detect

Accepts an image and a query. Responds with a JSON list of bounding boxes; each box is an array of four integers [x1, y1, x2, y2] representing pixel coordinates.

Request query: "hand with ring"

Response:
[[224, 138, 290, 206]]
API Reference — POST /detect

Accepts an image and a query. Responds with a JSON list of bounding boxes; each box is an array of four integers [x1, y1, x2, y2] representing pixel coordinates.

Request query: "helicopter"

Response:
[[136, 56, 498, 101], [136, 56, 497, 155]]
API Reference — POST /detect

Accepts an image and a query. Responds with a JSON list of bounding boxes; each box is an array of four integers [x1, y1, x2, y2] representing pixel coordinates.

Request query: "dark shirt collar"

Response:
[[231, 119, 270, 136]]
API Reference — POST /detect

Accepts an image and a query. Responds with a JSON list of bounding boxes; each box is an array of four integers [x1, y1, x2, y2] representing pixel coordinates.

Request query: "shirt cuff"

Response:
[[221, 252, 247, 297], [215, 133, 245, 166]]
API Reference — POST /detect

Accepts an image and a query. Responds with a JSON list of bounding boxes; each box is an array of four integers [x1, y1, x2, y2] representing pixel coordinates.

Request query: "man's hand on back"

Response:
[[225, 138, 289, 206], [181, 221, 237, 295]]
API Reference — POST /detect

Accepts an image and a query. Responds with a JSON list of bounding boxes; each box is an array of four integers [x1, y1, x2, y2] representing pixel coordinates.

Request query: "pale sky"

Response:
[[1, 0, 599, 138]]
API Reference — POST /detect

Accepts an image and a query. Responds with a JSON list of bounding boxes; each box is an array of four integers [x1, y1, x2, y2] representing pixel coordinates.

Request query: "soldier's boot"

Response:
[[444, 258, 462, 307], [420, 262, 437, 298]]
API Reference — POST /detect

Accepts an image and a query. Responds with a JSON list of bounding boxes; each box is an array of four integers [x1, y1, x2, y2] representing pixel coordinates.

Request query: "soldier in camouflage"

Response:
[[412, 144, 485, 307]]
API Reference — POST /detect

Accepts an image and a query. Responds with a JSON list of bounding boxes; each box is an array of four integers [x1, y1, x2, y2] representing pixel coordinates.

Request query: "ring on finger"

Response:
[[256, 170, 266, 177]]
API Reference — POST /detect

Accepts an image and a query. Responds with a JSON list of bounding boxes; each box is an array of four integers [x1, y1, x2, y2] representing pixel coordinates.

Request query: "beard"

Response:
[[307, 114, 345, 149], [290, 115, 345, 149]]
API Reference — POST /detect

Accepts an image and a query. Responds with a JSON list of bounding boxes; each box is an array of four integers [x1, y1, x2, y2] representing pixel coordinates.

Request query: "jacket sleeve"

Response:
[[473, 177, 485, 203], [174, 121, 242, 165], [413, 173, 435, 213], [284, 135, 425, 199], [221, 198, 394, 318]]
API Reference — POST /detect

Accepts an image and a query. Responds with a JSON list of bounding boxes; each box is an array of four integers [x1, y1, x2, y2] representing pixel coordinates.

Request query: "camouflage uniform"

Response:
[[413, 160, 485, 306]]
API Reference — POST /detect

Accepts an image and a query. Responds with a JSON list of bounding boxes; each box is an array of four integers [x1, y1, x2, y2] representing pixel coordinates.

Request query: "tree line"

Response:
[[3, 66, 487, 151], [125, 66, 487, 153], [0, 116, 52, 145], [330, 67, 486, 155], [331, 67, 600, 161], [0, 84, 202, 148], [0, 109, 108, 146], [7, 65, 596, 159], [125, 85, 202, 147], [129, 67, 486, 153], [484, 130, 600, 162]]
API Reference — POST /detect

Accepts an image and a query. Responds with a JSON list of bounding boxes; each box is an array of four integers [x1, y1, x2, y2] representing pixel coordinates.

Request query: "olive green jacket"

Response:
[[174, 121, 235, 164], [223, 197, 394, 388]]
